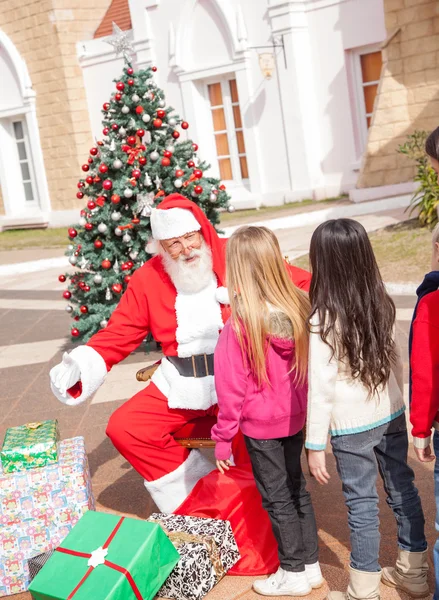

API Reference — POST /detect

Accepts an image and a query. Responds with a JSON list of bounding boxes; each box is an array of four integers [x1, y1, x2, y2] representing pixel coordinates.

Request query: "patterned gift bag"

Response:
[[1, 420, 59, 473], [149, 514, 240, 600]]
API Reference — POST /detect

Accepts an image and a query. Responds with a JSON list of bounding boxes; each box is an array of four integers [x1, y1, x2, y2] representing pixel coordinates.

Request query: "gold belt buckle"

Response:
[[191, 355, 197, 377]]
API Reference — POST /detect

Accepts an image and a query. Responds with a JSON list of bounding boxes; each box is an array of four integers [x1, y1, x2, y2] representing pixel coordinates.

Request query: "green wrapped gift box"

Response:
[[0, 419, 59, 473], [28, 511, 180, 600]]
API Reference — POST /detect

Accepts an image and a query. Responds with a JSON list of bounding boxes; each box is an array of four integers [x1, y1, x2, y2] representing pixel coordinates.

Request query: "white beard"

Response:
[[160, 240, 215, 293]]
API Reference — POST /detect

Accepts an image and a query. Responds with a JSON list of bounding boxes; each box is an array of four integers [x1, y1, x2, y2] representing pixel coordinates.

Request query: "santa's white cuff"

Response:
[[51, 345, 107, 406], [413, 435, 431, 449]]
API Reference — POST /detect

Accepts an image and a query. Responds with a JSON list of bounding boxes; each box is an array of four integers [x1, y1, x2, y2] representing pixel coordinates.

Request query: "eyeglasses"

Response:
[[162, 231, 200, 257]]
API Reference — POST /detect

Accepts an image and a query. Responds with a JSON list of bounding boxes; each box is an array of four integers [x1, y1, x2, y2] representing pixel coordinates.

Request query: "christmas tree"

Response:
[[60, 60, 233, 342]]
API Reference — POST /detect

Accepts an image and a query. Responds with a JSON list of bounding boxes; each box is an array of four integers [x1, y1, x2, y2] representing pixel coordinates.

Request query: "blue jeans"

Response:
[[433, 431, 439, 600], [331, 413, 426, 572]]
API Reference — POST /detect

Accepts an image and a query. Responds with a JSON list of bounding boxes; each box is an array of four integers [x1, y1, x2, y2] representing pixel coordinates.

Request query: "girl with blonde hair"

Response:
[[212, 226, 322, 597]]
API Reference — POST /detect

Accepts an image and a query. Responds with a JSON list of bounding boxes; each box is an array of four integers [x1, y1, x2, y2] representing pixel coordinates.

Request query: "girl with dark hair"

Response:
[[305, 218, 428, 600], [425, 126, 439, 173]]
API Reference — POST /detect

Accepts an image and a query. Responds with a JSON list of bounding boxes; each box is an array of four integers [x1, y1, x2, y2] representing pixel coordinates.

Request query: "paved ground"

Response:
[[0, 208, 436, 599]]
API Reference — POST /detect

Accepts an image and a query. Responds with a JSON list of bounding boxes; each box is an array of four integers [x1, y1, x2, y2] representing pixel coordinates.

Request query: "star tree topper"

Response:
[[105, 22, 135, 61]]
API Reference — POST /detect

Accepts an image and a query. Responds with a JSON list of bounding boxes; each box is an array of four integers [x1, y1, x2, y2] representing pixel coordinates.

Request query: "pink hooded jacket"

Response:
[[212, 315, 307, 460]]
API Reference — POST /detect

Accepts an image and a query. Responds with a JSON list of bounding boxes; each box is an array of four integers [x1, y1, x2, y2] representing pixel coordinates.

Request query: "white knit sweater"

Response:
[[305, 315, 405, 451]]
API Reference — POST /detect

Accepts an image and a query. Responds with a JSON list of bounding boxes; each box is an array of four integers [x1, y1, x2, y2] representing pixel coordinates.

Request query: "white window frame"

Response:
[[351, 44, 383, 156], [12, 118, 39, 207], [205, 75, 249, 185]]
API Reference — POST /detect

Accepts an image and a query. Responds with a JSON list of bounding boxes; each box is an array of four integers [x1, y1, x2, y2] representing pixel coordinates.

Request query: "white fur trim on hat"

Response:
[[150, 207, 201, 241]]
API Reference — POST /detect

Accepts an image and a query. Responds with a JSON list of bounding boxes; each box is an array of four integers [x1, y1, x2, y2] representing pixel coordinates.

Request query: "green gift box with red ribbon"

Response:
[[28, 511, 180, 600]]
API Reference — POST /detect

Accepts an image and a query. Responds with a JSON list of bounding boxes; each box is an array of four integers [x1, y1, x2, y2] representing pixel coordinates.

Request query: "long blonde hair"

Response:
[[226, 226, 310, 386]]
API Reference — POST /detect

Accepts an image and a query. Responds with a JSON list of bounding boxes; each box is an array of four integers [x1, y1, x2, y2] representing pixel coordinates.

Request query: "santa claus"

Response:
[[50, 194, 310, 516]]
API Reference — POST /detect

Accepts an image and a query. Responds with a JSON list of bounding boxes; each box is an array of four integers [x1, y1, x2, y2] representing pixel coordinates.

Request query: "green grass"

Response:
[[293, 219, 432, 284], [0, 227, 68, 251]]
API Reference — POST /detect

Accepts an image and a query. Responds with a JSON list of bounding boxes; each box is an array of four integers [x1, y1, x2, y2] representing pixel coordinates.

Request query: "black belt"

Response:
[[167, 354, 214, 378]]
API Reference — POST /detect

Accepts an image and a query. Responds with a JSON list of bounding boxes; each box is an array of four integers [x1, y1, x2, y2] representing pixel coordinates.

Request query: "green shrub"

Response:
[[398, 130, 439, 227]]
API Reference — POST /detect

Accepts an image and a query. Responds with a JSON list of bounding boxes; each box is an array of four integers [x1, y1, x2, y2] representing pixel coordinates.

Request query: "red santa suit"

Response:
[[50, 195, 311, 572]]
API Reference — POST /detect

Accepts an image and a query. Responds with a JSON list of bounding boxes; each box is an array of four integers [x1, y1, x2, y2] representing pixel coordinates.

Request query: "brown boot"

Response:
[[382, 549, 429, 598], [327, 567, 381, 600]]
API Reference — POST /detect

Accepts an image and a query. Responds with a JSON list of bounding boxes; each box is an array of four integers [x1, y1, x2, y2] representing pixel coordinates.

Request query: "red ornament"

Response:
[[127, 136, 137, 146], [80, 305, 88, 314], [132, 169, 141, 179], [84, 223, 93, 231], [127, 260, 134, 268], [176, 169, 184, 177], [78, 281, 86, 289], [102, 259, 111, 269], [140, 144, 146, 151], [192, 143, 198, 151], [77, 182, 84, 189], [85, 176, 93, 184], [94, 176, 101, 184], [74, 316, 80, 321], [131, 218, 140, 225], [103, 127, 110, 135], [121, 262, 129, 271], [111, 194, 121, 204], [161, 157, 171, 167], [103, 102, 110, 111], [71, 328, 80, 337], [152, 66, 157, 72], [116, 82, 125, 91], [97, 141, 104, 146], [112, 283, 123, 294], [99, 164, 108, 174], [68, 228, 78, 238], [121, 144, 130, 153], [76, 191, 84, 199], [139, 156, 147, 166], [124, 275, 132, 284], [94, 240, 103, 249], [96, 196, 106, 207], [63, 291, 71, 300], [157, 109, 166, 119], [153, 118, 162, 128], [87, 200, 96, 210], [90, 147, 99, 156], [80, 210, 87, 217], [82, 164, 90, 172], [194, 185, 203, 194], [87, 158, 94, 164], [136, 106, 144, 114], [181, 121, 189, 129], [172, 131, 180, 139], [84, 285, 90, 292], [127, 78, 134, 86], [164, 150, 172, 158], [111, 123, 119, 131], [187, 160, 195, 168], [58, 274, 66, 283], [115, 93, 122, 101], [127, 67, 134, 75], [219, 184, 226, 190], [193, 169, 203, 179], [136, 129, 145, 138], [102, 179, 113, 191]]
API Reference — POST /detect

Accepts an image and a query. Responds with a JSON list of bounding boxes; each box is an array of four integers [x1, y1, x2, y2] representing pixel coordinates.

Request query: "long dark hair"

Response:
[[309, 219, 396, 396], [426, 127, 439, 160]]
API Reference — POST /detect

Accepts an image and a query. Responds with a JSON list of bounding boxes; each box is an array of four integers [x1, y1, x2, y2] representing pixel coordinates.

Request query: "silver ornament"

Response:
[[114, 227, 123, 236], [130, 251, 139, 260], [111, 211, 121, 221], [119, 127, 126, 136], [122, 105, 130, 114], [209, 193, 217, 202], [93, 274, 103, 284], [105, 287, 112, 301], [168, 117, 177, 127], [79, 217, 87, 226], [142, 113, 151, 123], [113, 159, 123, 169], [150, 151, 159, 162], [124, 188, 134, 198], [110, 139, 116, 152], [113, 259, 120, 273], [158, 100, 166, 108], [132, 94, 140, 103], [69, 255, 78, 265], [227, 205, 236, 213], [100, 319, 108, 328], [191, 191, 198, 198], [166, 145, 175, 153], [97, 223, 108, 234], [123, 233, 132, 243], [174, 179, 183, 188], [68, 244, 74, 251], [65, 305, 73, 313]]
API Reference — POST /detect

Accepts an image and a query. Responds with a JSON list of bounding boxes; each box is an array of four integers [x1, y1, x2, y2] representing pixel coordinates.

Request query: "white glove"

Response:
[[50, 352, 81, 396]]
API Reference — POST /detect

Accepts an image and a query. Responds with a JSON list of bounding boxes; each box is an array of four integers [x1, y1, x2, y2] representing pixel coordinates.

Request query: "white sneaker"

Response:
[[253, 567, 312, 596], [305, 562, 324, 588]]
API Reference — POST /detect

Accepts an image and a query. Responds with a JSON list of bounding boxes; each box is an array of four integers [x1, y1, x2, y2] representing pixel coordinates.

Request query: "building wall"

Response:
[[358, 0, 439, 189], [0, 0, 110, 216]]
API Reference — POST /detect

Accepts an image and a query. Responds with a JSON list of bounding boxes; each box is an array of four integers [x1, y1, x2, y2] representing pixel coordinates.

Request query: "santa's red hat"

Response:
[[148, 194, 226, 285]]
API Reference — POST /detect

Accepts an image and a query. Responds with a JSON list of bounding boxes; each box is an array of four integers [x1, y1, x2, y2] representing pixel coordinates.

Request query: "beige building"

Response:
[[354, 0, 439, 201]]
